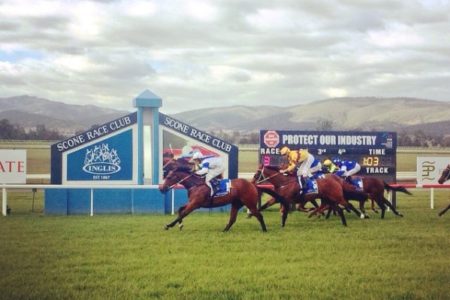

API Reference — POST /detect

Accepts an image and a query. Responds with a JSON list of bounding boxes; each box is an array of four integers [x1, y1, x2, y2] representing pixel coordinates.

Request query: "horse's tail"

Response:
[[256, 186, 289, 208], [384, 181, 413, 195]]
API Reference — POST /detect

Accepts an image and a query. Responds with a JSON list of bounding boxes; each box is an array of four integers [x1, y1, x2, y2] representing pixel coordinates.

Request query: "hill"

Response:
[[174, 97, 450, 135], [1, 95, 449, 137], [0, 95, 128, 135]]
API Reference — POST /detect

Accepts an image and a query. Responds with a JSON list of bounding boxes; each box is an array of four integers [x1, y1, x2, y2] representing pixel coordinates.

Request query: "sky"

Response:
[[0, 0, 449, 114]]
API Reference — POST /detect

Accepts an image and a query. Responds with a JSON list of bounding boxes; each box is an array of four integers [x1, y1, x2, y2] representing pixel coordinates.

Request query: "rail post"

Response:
[[2, 185, 6, 216]]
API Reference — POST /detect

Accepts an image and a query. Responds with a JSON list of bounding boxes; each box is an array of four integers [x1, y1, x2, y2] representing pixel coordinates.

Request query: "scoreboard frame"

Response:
[[259, 130, 397, 182]]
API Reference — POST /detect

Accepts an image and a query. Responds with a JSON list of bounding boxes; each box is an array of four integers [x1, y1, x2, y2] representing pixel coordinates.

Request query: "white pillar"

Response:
[[2, 187, 7, 216], [430, 188, 434, 209], [90, 188, 94, 217]]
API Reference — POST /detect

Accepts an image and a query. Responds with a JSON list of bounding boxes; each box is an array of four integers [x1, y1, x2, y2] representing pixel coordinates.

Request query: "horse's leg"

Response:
[[373, 196, 386, 219], [223, 202, 243, 232], [342, 201, 363, 219], [357, 200, 369, 219], [371, 199, 379, 213], [325, 206, 333, 219], [279, 200, 291, 227], [247, 204, 267, 232], [259, 197, 277, 211], [438, 203, 450, 216], [176, 205, 186, 229], [164, 202, 199, 230], [335, 204, 347, 226], [382, 197, 403, 217]]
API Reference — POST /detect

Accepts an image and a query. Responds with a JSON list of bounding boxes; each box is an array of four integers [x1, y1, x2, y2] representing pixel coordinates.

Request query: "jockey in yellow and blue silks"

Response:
[[279, 146, 316, 188]]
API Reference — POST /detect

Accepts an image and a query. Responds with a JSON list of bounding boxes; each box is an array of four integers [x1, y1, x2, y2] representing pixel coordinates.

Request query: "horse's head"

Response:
[[438, 164, 450, 184], [159, 167, 192, 193]]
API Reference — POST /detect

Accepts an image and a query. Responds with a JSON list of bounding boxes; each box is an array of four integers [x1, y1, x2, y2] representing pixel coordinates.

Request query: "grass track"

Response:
[[1, 192, 449, 299]]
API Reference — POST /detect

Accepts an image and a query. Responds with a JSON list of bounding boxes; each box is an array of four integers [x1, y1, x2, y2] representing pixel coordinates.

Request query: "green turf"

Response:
[[1, 191, 449, 299]]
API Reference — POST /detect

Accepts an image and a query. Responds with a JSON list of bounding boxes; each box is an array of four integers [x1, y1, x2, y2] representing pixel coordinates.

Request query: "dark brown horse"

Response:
[[329, 175, 412, 219], [252, 164, 363, 226], [159, 167, 287, 232], [437, 164, 450, 216]]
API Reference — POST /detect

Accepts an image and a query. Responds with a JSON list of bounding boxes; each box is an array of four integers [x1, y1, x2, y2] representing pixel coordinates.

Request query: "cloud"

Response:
[[0, 0, 449, 114]]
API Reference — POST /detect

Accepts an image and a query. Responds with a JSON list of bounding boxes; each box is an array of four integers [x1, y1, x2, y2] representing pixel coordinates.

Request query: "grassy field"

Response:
[[1, 141, 450, 299], [1, 192, 449, 299]]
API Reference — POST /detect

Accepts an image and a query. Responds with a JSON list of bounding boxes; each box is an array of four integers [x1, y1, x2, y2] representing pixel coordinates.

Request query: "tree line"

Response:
[[0, 119, 64, 140]]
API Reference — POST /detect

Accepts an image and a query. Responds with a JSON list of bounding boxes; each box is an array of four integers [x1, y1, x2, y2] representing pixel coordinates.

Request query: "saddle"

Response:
[[210, 178, 231, 197]]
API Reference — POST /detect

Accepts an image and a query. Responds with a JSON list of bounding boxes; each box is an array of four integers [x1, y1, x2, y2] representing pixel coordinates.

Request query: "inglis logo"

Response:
[[83, 144, 121, 175]]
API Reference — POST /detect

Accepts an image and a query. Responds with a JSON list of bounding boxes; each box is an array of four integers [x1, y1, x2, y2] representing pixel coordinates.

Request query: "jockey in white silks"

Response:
[[190, 152, 226, 196]]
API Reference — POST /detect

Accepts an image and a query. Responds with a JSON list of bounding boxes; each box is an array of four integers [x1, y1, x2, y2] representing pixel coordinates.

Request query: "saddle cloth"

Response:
[[211, 178, 231, 197], [349, 177, 363, 191], [303, 178, 319, 195]]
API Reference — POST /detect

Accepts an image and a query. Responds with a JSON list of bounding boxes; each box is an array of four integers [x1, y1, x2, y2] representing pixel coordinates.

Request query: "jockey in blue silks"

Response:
[[324, 158, 361, 179]]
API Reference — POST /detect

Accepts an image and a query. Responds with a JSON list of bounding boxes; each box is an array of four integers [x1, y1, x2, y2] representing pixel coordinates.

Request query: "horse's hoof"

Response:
[[398, 214, 403, 217], [246, 214, 252, 219], [360, 214, 365, 219], [365, 215, 370, 219], [178, 224, 184, 230], [164, 225, 169, 230]]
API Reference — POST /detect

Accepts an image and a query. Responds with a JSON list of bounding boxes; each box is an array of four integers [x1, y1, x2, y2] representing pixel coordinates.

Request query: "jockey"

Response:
[[190, 152, 226, 196], [279, 146, 315, 188], [323, 158, 339, 174], [324, 158, 361, 180], [310, 157, 323, 179]]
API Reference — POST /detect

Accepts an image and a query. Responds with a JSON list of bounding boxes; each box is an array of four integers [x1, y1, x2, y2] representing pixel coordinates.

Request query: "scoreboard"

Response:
[[259, 130, 397, 182]]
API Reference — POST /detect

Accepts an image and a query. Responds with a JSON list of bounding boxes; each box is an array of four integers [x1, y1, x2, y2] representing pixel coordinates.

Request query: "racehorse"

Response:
[[437, 164, 450, 216], [329, 175, 412, 219], [159, 166, 288, 232], [252, 164, 363, 226]]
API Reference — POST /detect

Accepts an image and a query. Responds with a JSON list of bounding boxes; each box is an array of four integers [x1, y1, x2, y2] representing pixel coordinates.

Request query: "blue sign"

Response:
[[67, 130, 133, 181]]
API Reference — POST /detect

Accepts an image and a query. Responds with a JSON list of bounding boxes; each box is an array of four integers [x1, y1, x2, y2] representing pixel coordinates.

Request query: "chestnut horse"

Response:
[[252, 164, 363, 226], [437, 164, 450, 216], [329, 175, 412, 219], [159, 167, 288, 232]]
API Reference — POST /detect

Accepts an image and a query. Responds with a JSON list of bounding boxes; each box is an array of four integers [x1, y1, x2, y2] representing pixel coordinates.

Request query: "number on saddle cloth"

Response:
[[303, 177, 319, 195], [210, 178, 231, 197]]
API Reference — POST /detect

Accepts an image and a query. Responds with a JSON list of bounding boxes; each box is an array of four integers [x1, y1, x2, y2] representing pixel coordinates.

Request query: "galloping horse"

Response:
[[437, 164, 450, 216], [159, 166, 288, 232], [252, 164, 363, 226], [330, 175, 412, 219]]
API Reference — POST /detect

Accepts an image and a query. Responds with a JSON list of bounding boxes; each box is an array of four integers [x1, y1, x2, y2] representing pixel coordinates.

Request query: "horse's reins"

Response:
[[255, 167, 284, 185], [168, 173, 194, 190]]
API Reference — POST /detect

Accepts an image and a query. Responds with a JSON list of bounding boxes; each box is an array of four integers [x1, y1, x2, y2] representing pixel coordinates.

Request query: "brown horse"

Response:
[[329, 175, 412, 219], [252, 164, 363, 226], [159, 167, 288, 232], [437, 164, 450, 216]]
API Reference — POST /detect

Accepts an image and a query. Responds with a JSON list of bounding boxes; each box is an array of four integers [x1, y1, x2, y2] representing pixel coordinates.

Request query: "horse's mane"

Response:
[[264, 165, 281, 171], [175, 165, 193, 173]]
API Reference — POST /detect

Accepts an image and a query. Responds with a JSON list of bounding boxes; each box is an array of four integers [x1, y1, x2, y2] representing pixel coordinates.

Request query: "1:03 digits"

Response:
[[362, 156, 380, 166]]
